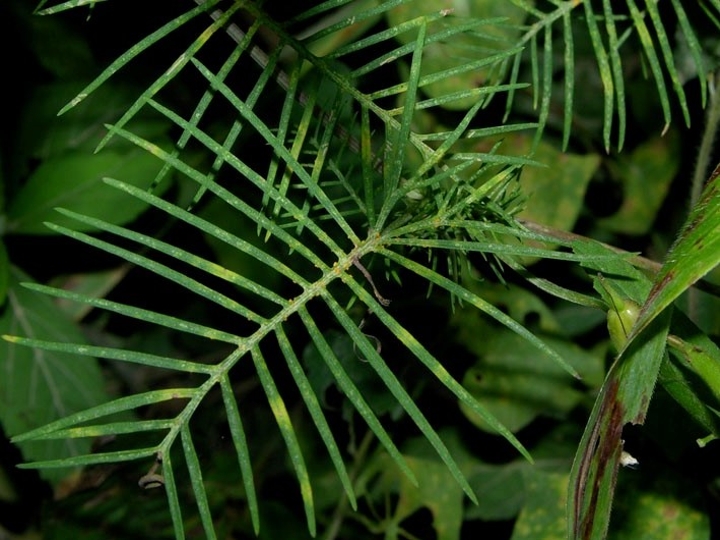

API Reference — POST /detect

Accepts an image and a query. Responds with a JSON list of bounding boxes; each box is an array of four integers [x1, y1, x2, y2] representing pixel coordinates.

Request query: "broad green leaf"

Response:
[[14, 81, 170, 167], [599, 132, 680, 235], [513, 135, 600, 235], [366, 431, 471, 540], [464, 279, 563, 335], [0, 267, 110, 485], [511, 469, 568, 540], [627, 162, 720, 345], [47, 266, 129, 322], [387, 1, 531, 110], [391, 454, 464, 540], [383, 249, 581, 380], [609, 468, 710, 540], [462, 423, 579, 524], [7, 147, 172, 234], [456, 324, 603, 434], [465, 423, 579, 522], [28, 8, 94, 79], [302, 329, 402, 420], [466, 462, 526, 521], [452, 277, 603, 434]]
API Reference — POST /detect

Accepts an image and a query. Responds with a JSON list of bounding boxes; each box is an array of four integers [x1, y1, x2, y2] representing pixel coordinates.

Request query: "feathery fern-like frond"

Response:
[[504, 0, 716, 151], [8, 1, 695, 537]]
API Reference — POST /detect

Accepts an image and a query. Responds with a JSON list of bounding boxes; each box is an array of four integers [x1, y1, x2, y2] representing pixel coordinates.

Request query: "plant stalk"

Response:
[[691, 71, 720, 208]]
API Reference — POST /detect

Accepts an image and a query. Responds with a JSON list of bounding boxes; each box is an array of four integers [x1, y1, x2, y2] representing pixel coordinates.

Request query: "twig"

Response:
[[322, 430, 375, 540], [352, 257, 391, 306]]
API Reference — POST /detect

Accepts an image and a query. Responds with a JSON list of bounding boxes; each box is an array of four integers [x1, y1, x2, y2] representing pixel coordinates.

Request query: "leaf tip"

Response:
[[58, 94, 87, 116], [43, 221, 61, 232], [405, 467, 419, 487], [11, 433, 32, 444], [94, 124, 117, 153]]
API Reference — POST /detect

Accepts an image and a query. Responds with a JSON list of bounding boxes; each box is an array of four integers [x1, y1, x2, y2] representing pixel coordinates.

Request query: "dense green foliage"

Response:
[[2, 1, 720, 539]]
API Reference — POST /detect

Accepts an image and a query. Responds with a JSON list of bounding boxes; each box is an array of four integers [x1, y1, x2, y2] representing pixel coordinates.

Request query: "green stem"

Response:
[[322, 429, 375, 540], [691, 72, 720, 208]]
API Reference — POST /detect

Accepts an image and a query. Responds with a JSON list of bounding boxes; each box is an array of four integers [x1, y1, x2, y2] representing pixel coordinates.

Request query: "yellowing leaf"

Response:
[[515, 136, 600, 234], [511, 469, 569, 540], [600, 131, 680, 235]]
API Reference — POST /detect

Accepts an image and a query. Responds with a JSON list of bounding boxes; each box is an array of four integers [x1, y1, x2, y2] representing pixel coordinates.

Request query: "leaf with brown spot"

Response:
[[567, 242, 672, 540], [569, 309, 671, 540]]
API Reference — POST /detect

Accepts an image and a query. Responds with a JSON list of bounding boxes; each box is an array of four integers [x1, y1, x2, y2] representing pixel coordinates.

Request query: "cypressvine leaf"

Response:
[[5, 2, 720, 539]]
